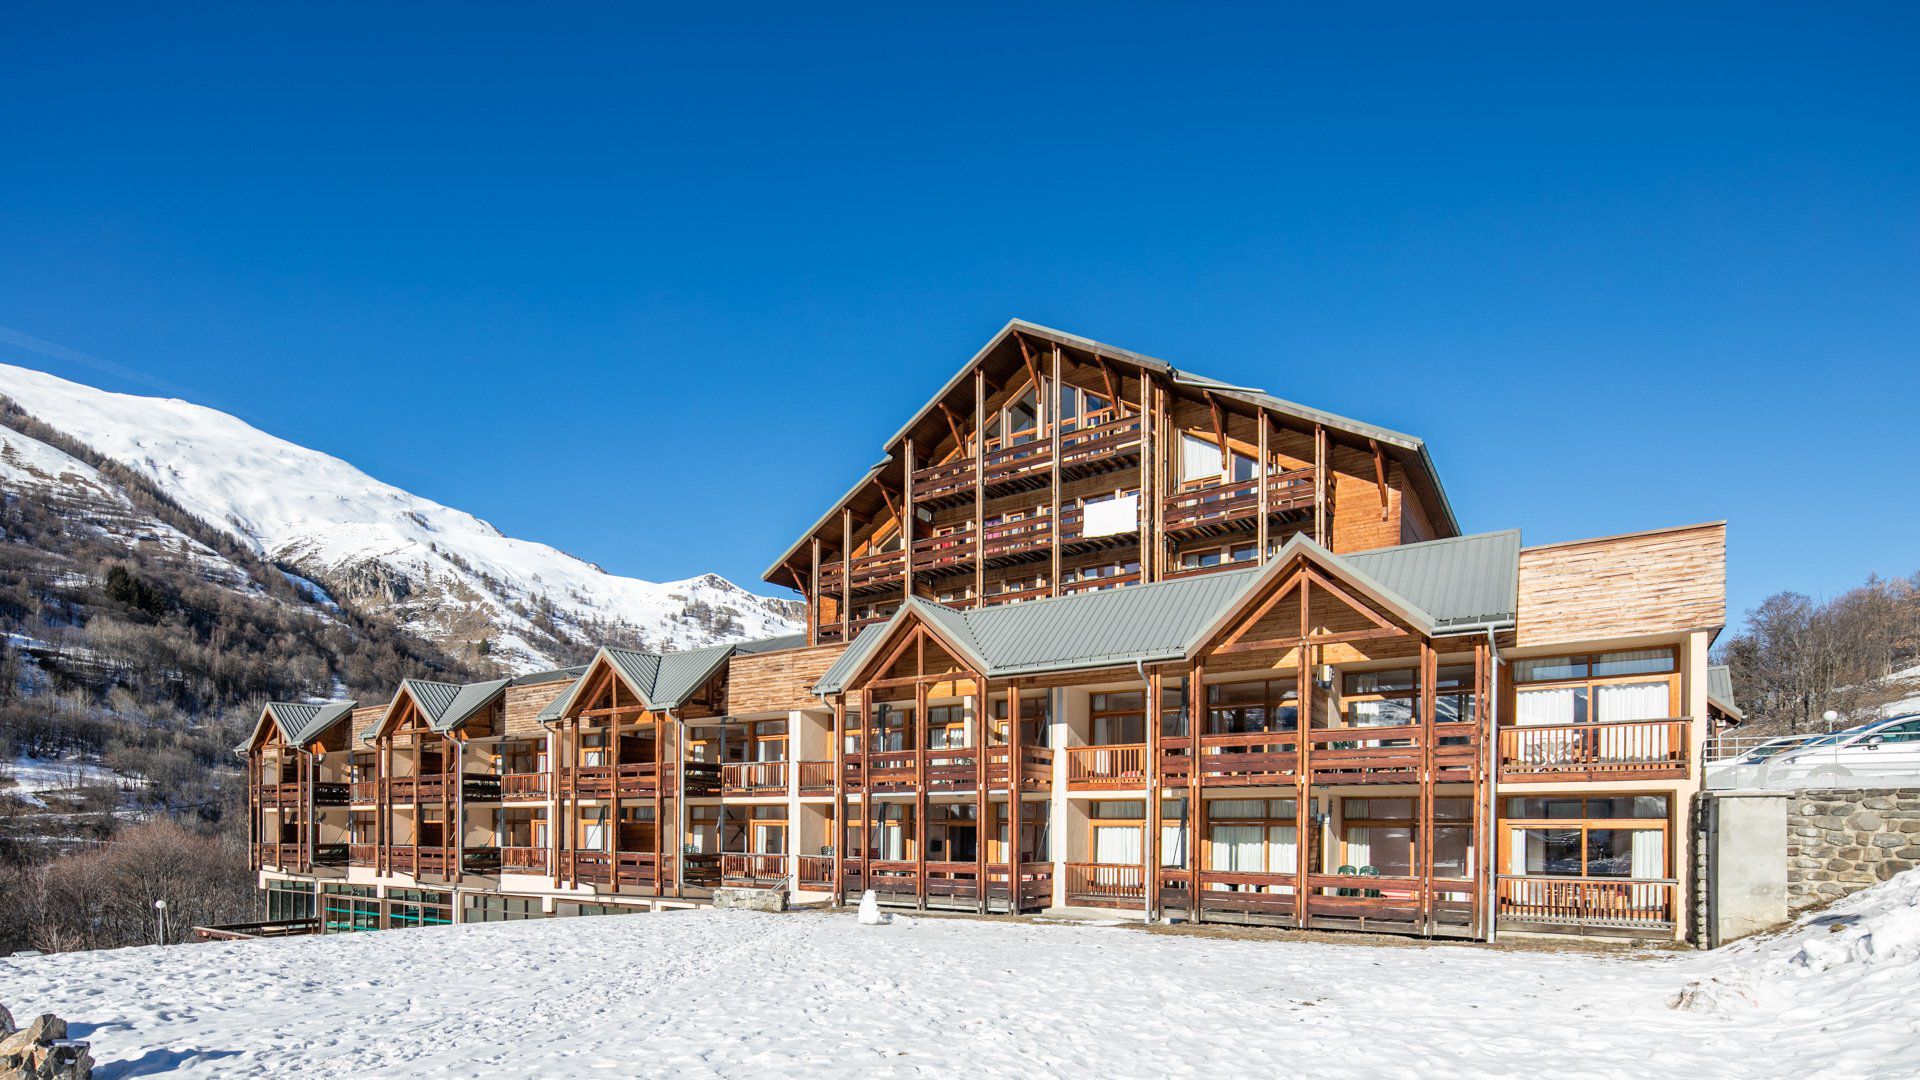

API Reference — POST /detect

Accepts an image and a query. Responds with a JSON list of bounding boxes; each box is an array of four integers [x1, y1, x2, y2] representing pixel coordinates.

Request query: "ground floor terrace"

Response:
[[52, 885, 1917, 1079]]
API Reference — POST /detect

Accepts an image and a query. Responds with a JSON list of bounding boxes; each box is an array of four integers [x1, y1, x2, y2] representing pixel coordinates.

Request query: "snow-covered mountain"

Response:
[[0, 363, 800, 672]]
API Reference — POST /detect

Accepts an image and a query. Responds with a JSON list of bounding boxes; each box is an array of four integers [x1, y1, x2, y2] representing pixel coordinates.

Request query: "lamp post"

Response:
[[153, 898, 169, 945]]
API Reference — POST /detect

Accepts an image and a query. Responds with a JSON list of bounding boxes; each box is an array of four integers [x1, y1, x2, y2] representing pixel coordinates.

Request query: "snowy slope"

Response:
[[0, 363, 800, 670], [7, 875, 1920, 1078]]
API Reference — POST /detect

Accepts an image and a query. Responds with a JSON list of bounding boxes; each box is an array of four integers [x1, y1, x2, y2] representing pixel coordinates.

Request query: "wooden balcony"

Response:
[[1066, 862, 1145, 906], [1159, 732, 1300, 786], [348, 843, 375, 866], [911, 414, 1142, 508], [1057, 414, 1142, 477], [1162, 468, 1317, 538], [1067, 743, 1150, 788], [981, 584, 1051, 607], [1497, 875, 1675, 931], [797, 760, 835, 795], [722, 852, 789, 887], [914, 526, 977, 576], [563, 763, 659, 800], [842, 746, 1053, 792], [1060, 571, 1141, 595], [1155, 869, 1473, 933], [1308, 722, 1479, 784], [501, 845, 548, 874], [501, 771, 549, 802], [722, 760, 788, 796], [258, 781, 350, 808], [981, 439, 1051, 493], [912, 457, 976, 507], [349, 780, 377, 803], [840, 859, 1053, 911], [1498, 719, 1691, 782], [568, 850, 663, 890], [796, 854, 835, 889], [986, 745, 1053, 787], [817, 547, 907, 597]]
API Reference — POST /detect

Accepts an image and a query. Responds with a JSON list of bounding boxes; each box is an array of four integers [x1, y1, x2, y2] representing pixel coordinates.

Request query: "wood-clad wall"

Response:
[[1515, 522, 1727, 648], [504, 680, 573, 737], [728, 643, 847, 714]]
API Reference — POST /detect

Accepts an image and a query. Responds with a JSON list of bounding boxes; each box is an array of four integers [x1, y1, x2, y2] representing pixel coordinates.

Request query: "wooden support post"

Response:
[[974, 368, 986, 607], [1370, 438, 1389, 522], [809, 538, 822, 644], [914, 678, 929, 911], [1419, 638, 1437, 935], [832, 696, 846, 900], [1313, 424, 1328, 546], [1145, 667, 1162, 920], [1257, 412, 1270, 557], [1206, 392, 1229, 473], [975, 675, 989, 914], [1473, 637, 1490, 938], [903, 437, 915, 607], [1007, 682, 1022, 908], [608, 691, 621, 892], [1138, 371, 1153, 584], [840, 509, 853, 642], [655, 713, 667, 896], [1049, 345, 1063, 597], [1186, 662, 1204, 913]]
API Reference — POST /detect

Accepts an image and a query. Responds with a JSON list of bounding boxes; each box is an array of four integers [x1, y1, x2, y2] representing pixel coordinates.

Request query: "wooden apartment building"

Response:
[[243, 320, 1731, 942]]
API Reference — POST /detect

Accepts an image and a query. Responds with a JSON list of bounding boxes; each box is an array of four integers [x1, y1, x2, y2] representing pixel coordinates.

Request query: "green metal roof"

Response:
[[540, 642, 741, 721], [239, 698, 360, 753], [429, 678, 512, 734], [813, 529, 1521, 694], [734, 632, 809, 655], [1708, 664, 1743, 720]]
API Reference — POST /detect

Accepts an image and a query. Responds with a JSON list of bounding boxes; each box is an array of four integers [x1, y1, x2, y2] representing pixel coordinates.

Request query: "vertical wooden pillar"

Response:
[[1473, 637, 1490, 938], [809, 538, 822, 644], [840, 510, 853, 642], [1296, 640, 1314, 929], [975, 675, 989, 913], [1419, 638, 1437, 935], [608, 693, 621, 890], [1007, 683, 1023, 905], [903, 437, 915, 608], [1144, 667, 1162, 919], [1049, 345, 1063, 597], [914, 676, 929, 911], [1313, 424, 1329, 547], [654, 713, 667, 896], [1138, 372, 1153, 584], [1256, 414, 1270, 556], [832, 696, 845, 900], [858, 690, 871, 900], [973, 368, 986, 607], [1186, 661, 1204, 911]]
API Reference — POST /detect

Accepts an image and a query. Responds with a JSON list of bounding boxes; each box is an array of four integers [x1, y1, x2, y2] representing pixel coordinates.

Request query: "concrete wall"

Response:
[[1702, 793, 1788, 947]]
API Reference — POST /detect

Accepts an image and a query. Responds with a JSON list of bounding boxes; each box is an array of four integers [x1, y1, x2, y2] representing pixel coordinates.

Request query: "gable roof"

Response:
[[814, 529, 1522, 694], [764, 318, 1461, 584], [540, 642, 740, 721], [238, 699, 359, 753], [1708, 664, 1743, 721]]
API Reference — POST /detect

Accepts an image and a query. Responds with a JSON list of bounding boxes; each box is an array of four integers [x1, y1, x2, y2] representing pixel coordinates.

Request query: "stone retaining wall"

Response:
[[1786, 788, 1920, 912]]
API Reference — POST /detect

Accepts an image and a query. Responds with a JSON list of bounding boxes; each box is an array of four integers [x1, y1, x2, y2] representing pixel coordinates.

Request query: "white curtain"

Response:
[[1597, 682, 1670, 762], [1344, 826, 1371, 870], [1509, 828, 1531, 875], [879, 824, 905, 861], [1161, 825, 1187, 867], [1179, 434, 1221, 483], [1515, 688, 1578, 766], [1083, 494, 1140, 538], [1268, 826, 1299, 875], [1630, 829, 1664, 909], [1209, 825, 1265, 873], [581, 814, 606, 852], [1094, 825, 1143, 866]]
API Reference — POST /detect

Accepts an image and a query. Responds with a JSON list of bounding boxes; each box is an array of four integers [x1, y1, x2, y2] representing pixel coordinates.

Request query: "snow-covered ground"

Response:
[[5, 873, 1919, 1079], [0, 363, 800, 669]]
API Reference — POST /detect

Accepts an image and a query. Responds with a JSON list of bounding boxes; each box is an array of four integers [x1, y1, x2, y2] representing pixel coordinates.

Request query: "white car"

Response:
[[1761, 714, 1920, 787]]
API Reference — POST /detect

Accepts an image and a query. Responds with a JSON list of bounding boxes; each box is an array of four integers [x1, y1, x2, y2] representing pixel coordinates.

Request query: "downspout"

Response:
[[1484, 626, 1501, 944], [673, 711, 687, 898]]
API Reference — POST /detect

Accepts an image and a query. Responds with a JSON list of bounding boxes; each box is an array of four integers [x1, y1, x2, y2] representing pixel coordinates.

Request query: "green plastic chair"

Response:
[[1358, 865, 1382, 899], [1335, 864, 1357, 897]]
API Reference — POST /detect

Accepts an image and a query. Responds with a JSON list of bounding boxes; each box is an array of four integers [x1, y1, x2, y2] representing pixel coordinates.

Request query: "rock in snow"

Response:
[[0, 363, 800, 671]]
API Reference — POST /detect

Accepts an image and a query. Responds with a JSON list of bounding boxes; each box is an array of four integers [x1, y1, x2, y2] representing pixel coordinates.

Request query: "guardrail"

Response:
[[1705, 728, 1920, 790]]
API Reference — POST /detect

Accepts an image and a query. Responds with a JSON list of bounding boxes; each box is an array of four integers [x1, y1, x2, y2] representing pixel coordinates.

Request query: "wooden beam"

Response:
[[1050, 344, 1062, 598], [902, 437, 915, 607], [974, 367, 986, 607], [1013, 332, 1043, 401], [1096, 354, 1121, 413], [938, 402, 967, 455], [841, 508, 853, 642], [1206, 391, 1229, 472], [1313, 424, 1328, 546], [1139, 372, 1153, 583], [1256, 412, 1270, 557], [809, 538, 821, 644], [1370, 438, 1389, 522], [975, 674, 989, 914]]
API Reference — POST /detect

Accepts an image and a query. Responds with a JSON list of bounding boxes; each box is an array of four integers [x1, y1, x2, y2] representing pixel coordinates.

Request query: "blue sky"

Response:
[[1, 5, 1915, 623]]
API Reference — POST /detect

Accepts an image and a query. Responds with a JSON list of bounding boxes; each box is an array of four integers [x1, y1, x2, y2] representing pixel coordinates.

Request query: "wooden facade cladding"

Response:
[[504, 681, 571, 736], [728, 643, 848, 714], [777, 323, 1455, 647], [1514, 522, 1726, 648]]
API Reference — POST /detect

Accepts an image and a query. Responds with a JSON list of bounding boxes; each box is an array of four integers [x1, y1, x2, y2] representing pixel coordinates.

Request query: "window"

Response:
[[266, 880, 315, 923], [1058, 384, 1112, 431], [1207, 679, 1298, 735], [989, 692, 1050, 746], [321, 884, 379, 933], [1512, 648, 1677, 728], [925, 704, 968, 749], [1339, 797, 1474, 879], [1501, 795, 1670, 881], [464, 894, 545, 922], [1206, 799, 1298, 885], [387, 888, 454, 929], [1342, 664, 1479, 728], [1090, 692, 1145, 745]]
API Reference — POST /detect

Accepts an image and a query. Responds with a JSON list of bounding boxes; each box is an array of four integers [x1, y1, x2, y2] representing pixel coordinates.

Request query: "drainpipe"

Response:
[[1484, 626, 1501, 944], [673, 711, 687, 898]]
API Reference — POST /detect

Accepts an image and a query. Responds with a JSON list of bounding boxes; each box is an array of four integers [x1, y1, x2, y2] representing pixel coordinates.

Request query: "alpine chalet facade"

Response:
[[242, 320, 1730, 942]]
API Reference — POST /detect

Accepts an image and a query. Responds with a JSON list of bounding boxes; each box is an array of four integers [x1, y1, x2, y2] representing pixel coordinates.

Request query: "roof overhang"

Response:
[[1183, 534, 1440, 659]]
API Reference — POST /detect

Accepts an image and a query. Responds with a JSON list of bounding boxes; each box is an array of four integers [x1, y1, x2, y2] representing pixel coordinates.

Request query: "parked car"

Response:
[[1760, 713, 1920, 787], [1704, 734, 1803, 788]]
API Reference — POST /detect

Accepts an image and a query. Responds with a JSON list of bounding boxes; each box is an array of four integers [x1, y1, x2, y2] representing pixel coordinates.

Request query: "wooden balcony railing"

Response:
[[564, 762, 659, 799], [1497, 876, 1675, 929], [981, 584, 1051, 607], [501, 845, 548, 873], [349, 780, 377, 803], [795, 854, 835, 888], [722, 852, 789, 886], [924, 747, 981, 789], [501, 771, 549, 801], [1498, 719, 1691, 781], [982, 438, 1051, 491], [911, 457, 976, 506], [1057, 414, 1142, 475], [817, 547, 908, 595], [913, 526, 977, 574], [1066, 743, 1149, 788], [1159, 732, 1300, 785], [348, 843, 375, 866], [722, 760, 788, 795], [797, 760, 835, 794], [840, 859, 1053, 910], [1162, 468, 1317, 535], [1065, 862, 1145, 905], [986, 745, 1054, 786], [569, 850, 661, 889], [1060, 571, 1142, 595], [911, 415, 1141, 507]]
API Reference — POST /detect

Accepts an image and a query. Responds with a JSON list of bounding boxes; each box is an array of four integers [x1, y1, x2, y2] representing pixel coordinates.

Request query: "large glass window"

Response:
[[1206, 679, 1297, 735], [386, 888, 454, 929], [1512, 649, 1677, 728], [1501, 795, 1670, 880], [1339, 797, 1474, 879], [321, 884, 379, 933], [464, 894, 545, 923], [266, 880, 315, 923]]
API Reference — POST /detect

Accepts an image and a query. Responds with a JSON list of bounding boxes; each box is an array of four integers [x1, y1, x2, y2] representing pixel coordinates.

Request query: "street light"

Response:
[[153, 899, 169, 945], [1823, 709, 1841, 732]]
